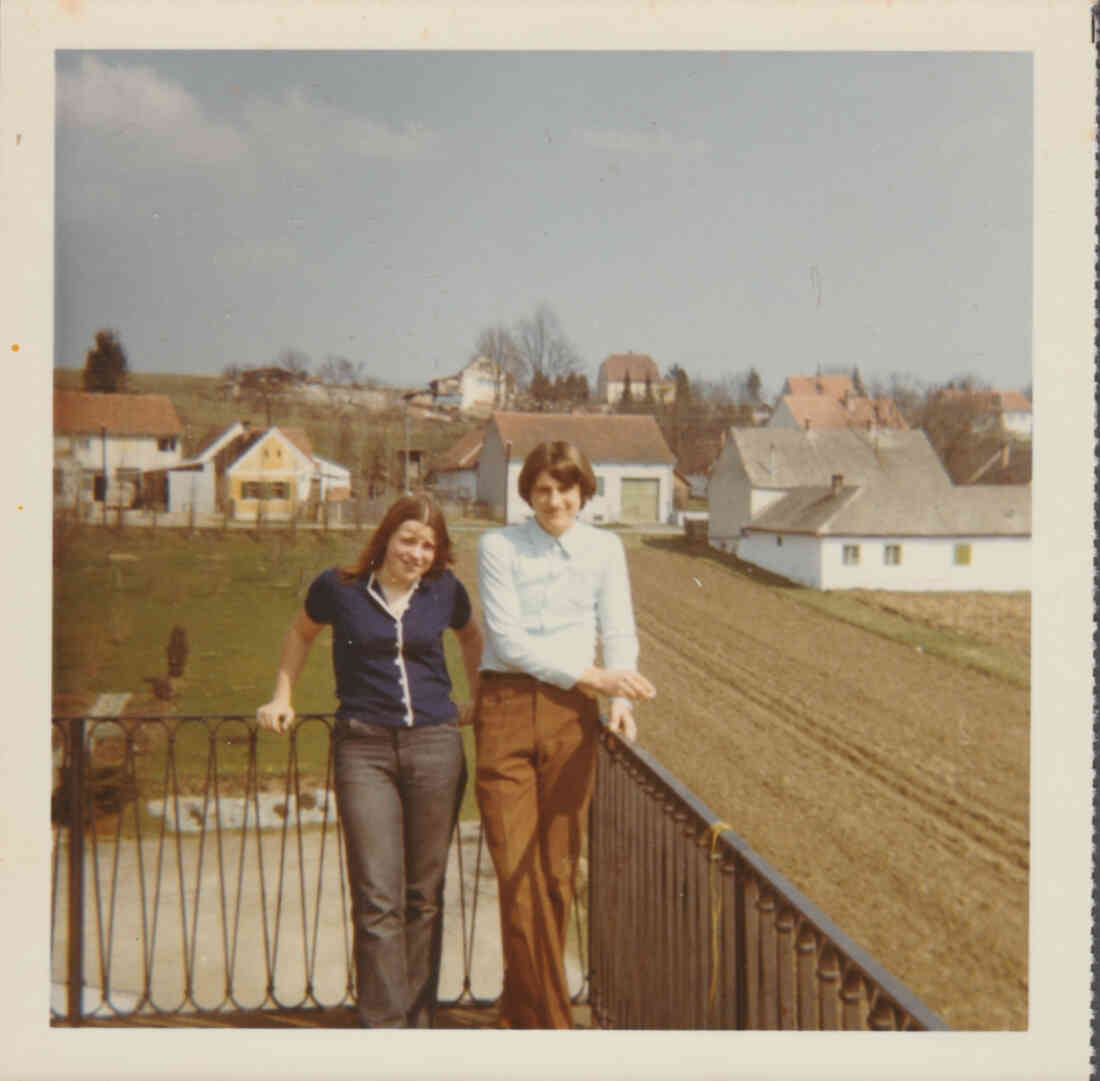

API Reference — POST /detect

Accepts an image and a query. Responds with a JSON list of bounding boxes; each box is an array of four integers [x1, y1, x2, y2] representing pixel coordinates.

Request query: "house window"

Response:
[[776, 535, 783, 547], [157, 437, 178, 452], [842, 544, 860, 565], [78, 437, 91, 450], [242, 481, 290, 500], [595, 475, 605, 496], [954, 543, 972, 566], [884, 544, 902, 565]]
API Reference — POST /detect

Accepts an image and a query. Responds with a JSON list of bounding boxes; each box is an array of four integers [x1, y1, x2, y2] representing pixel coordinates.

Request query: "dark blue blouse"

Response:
[[305, 567, 472, 727]]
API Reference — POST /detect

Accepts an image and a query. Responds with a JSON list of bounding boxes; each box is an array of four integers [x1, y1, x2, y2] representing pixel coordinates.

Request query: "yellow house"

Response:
[[226, 427, 317, 521]]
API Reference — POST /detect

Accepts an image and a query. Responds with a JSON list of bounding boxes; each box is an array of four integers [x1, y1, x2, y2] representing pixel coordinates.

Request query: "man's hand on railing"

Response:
[[607, 699, 637, 743], [577, 667, 656, 703], [256, 699, 295, 734]]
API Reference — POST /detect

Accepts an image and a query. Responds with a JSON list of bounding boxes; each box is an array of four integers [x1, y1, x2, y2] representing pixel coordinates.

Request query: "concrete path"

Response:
[[51, 818, 584, 1021]]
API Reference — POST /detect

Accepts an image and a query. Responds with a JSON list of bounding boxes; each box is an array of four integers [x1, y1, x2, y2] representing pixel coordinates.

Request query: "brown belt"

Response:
[[480, 670, 536, 682]]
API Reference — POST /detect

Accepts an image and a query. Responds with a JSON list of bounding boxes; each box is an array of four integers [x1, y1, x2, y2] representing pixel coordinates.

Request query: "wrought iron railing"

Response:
[[51, 713, 946, 1030], [588, 731, 948, 1030]]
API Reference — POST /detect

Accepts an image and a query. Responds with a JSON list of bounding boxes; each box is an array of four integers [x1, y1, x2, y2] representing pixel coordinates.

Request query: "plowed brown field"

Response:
[[626, 538, 1028, 1031], [454, 531, 1030, 1030]]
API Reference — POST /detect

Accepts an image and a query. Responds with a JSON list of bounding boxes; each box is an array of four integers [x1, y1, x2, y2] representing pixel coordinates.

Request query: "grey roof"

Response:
[[747, 482, 1030, 538], [730, 427, 950, 492]]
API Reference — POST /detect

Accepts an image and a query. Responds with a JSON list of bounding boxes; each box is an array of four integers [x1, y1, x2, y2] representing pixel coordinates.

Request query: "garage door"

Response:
[[620, 478, 659, 522]]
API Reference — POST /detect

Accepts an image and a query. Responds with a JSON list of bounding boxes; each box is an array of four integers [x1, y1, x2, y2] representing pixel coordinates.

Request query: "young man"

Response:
[[474, 441, 656, 1028]]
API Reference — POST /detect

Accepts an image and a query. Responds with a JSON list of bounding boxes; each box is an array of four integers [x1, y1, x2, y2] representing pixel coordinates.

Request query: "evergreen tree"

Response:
[[619, 372, 634, 411], [83, 329, 129, 393]]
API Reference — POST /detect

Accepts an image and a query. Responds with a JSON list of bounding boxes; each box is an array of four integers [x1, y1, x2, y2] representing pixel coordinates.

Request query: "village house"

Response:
[[708, 426, 1030, 591], [595, 353, 675, 407], [936, 388, 1033, 440], [478, 411, 676, 524], [224, 426, 350, 521], [429, 354, 512, 415], [53, 390, 183, 510], [428, 428, 484, 502], [769, 372, 908, 433], [143, 421, 350, 521]]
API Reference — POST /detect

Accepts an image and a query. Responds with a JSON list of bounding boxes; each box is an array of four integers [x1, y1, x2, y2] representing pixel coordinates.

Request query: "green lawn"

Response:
[[53, 523, 483, 816]]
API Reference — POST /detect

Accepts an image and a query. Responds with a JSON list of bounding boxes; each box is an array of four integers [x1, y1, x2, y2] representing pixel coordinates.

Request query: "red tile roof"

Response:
[[54, 390, 183, 437], [433, 428, 484, 472], [782, 374, 855, 400], [600, 353, 660, 383], [938, 389, 1032, 414], [490, 411, 675, 464], [278, 427, 315, 460], [779, 394, 908, 431]]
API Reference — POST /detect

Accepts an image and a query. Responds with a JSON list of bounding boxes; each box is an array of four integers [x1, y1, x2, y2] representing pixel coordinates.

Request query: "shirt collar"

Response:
[[365, 571, 423, 602], [526, 515, 583, 557]]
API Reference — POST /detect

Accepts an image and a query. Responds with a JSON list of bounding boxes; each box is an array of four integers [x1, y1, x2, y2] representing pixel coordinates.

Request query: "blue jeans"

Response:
[[333, 717, 467, 1027]]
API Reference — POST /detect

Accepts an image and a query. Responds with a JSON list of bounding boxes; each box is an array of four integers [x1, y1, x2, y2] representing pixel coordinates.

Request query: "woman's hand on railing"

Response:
[[256, 699, 295, 734]]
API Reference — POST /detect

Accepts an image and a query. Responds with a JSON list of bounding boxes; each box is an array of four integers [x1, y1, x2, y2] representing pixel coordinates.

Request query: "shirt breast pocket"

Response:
[[564, 563, 598, 617]]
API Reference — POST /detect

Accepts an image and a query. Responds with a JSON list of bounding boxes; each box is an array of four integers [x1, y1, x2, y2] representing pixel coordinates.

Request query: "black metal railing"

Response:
[[588, 730, 948, 1030], [51, 713, 946, 1030]]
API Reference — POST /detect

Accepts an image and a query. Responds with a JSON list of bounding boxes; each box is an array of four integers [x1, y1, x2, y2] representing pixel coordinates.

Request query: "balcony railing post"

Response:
[[66, 717, 86, 1025]]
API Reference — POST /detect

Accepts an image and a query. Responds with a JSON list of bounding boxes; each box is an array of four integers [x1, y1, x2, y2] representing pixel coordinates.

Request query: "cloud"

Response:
[[578, 127, 709, 158], [242, 89, 443, 164], [57, 56, 248, 166]]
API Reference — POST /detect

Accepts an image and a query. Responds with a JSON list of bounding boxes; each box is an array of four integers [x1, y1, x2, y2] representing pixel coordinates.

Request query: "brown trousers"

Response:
[[474, 676, 599, 1029]]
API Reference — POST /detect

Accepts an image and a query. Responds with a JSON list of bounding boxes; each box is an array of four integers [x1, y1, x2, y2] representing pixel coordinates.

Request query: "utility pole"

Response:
[[100, 425, 108, 525], [401, 392, 416, 494]]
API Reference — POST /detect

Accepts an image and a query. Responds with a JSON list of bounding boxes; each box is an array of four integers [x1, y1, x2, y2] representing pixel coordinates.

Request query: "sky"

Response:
[[54, 50, 1033, 398]]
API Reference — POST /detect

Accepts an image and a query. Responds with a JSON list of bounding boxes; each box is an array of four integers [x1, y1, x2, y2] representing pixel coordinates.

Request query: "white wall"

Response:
[[590, 463, 673, 524], [1002, 411, 1033, 439], [739, 532, 1030, 592], [435, 469, 478, 501], [706, 442, 754, 547], [167, 465, 216, 515], [738, 532, 823, 587], [55, 433, 182, 474], [476, 427, 511, 519]]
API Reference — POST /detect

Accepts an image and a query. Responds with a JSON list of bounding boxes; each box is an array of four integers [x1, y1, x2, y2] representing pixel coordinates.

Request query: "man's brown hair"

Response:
[[517, 441, 597, 507]]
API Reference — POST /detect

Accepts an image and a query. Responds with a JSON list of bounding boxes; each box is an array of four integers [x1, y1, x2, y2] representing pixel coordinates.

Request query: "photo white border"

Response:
[[2, 2, 1093, 1078]]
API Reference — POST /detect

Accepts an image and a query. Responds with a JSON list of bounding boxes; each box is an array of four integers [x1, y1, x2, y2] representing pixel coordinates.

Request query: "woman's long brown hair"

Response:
[[339, 493, 454, 581]]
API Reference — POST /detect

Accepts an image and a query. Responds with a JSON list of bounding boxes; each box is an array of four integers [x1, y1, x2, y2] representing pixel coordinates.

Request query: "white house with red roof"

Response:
[[937, 388, 1033, 440], [478, 411, 676, 524], [53, 390, 183, 509], [596, 353, 675, 406]]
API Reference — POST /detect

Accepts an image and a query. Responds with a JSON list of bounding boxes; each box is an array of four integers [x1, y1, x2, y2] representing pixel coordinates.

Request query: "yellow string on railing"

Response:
[[707, 820, 732, 1022]]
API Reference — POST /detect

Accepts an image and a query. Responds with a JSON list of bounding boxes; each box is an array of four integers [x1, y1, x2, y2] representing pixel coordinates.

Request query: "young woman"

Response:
[[257, 494, 482, 1028], [474, 441, 656, 1028]]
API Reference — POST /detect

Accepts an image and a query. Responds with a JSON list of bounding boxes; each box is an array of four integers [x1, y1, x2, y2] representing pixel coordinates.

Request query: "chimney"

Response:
[[831, 473, 843, 496]]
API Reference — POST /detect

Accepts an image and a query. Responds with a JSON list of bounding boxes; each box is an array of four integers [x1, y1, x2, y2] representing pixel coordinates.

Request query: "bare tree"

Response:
[[276, 347, 311, 382], [318, 354, 366, 387], [474, 326, 525, 393], [515, 304, 584, 384]]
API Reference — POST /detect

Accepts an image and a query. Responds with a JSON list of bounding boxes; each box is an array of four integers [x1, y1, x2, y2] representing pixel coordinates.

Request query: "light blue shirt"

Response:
[[478, 517, 639, 689]]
